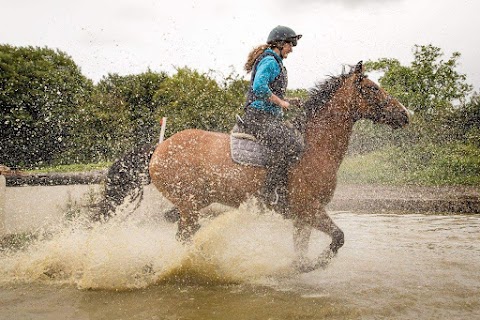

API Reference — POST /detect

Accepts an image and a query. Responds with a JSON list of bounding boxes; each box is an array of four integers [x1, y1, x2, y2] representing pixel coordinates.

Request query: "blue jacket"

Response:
[[246, 49, 287, 117]]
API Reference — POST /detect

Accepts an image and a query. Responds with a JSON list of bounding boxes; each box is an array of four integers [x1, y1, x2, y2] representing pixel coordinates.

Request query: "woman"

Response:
[[242, 25, 304, 217]]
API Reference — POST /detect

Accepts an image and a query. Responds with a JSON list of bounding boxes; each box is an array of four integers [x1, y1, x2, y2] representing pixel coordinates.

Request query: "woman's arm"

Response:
[[252, 57, 290, 109]]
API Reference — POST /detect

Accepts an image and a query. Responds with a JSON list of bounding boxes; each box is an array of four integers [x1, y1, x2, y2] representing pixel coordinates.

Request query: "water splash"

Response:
[[0, 199, 300, 290]]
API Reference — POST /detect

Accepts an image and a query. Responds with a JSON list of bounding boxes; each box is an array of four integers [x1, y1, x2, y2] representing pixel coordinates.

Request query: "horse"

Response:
[[103, 61, 409, 272]]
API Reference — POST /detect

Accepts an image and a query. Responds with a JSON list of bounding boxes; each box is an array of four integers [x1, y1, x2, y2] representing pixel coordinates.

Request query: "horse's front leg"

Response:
[[311, 206, 344, 254], [296, 206, 344, 272]]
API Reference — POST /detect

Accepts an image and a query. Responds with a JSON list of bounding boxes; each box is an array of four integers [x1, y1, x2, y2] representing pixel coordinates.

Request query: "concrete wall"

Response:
[[2, 184, 101, 234], [0, 182, 171, 236]]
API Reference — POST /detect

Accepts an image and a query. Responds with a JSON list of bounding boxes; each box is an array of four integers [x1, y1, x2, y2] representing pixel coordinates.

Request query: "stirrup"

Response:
[[235, 114, 245, 125], [271, 187, 280, 206]]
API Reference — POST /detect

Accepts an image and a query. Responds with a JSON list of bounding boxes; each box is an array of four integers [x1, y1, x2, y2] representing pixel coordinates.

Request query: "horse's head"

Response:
[[349, 61, 410, 129]]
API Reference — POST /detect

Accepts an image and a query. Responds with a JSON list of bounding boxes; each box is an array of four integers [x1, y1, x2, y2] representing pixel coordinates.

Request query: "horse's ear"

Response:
[[353, 61, 364, 86], [354, 61, 364, 75]]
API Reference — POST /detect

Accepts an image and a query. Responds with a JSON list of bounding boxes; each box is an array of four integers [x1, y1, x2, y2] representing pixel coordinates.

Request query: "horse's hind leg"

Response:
[[175, 205, 201, 242], [293, 219, 312, 264]]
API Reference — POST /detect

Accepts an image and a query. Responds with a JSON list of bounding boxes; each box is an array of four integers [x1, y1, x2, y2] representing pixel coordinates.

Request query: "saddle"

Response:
[[230, 116, 269, 167], [230, 114, 306, 167]]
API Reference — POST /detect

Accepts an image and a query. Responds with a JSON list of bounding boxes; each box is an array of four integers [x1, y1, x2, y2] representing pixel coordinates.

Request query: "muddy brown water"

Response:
[[1, 201, 479, 320]]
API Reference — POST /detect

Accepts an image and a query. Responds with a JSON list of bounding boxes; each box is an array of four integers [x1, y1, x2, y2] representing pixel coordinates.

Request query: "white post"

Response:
[[159, 117, 167, 144], [0, 175, 6, 236]]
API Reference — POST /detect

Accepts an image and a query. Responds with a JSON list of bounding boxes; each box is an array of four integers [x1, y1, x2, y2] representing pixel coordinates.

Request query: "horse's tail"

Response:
[[95, 143, 157, 221]]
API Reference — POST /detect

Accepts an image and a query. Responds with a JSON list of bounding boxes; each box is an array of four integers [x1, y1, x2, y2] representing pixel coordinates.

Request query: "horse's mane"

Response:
[[304, 68, 353, 118], [292, 68, 353, 132]]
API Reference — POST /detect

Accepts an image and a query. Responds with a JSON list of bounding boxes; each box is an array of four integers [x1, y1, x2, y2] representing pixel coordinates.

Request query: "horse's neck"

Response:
[[302, 100, 354, 173]]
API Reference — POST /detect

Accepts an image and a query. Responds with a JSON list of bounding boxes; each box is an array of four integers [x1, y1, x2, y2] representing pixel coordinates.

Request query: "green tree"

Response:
[[451, 92, 480, 146], [0, 45, 93, 168], [348, 44, 474, 154], [365, 44, 472, 116], [153, 68, 245, 136], [64, 89, 133, 163], [96, 70, 168, 147]]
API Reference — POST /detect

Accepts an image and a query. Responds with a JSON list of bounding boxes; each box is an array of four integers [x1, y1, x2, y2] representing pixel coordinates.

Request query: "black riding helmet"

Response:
[[267, 25, 302, 46]]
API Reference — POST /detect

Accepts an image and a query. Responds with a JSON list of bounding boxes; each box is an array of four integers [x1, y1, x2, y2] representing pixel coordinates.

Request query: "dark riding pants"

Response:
[[243, 107, 304, 214]]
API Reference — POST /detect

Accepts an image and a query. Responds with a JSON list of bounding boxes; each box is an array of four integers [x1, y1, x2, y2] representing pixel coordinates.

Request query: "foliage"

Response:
[[287, 88, 309, 99], [449, 92, 480, 146], [349, 44, 475, 155], [153, 67, 246, 136], [95, 70, 168, 146], [26, 162, 110, 174], [65, 89, 134, 163], [0, 45, 93, 168], [365, 45, 473, 115], [64, 70, 169, 163]]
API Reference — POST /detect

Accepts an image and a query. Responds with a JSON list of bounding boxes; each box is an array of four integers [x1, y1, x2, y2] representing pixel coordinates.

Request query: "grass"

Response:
[[20, 143, 480, 187], [26, 162, 111, 174], [338, 142, 480, 186], [338, 150, 399, 184]]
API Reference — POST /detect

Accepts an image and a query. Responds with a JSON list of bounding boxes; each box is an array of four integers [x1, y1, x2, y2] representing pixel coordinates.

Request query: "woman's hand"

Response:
[[285, 97, 303, 108], [279, 99, 290, 110], [269, 94, 290, 110]]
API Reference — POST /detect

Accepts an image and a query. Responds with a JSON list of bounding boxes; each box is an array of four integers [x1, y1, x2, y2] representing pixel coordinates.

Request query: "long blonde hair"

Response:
[[244, 44, 270, 73]]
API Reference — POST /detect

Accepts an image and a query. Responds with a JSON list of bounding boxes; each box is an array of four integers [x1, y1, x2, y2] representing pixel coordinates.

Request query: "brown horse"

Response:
[[144, 61, 409, 271]]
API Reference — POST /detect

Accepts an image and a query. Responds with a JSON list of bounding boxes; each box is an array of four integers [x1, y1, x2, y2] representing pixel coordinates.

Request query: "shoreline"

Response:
[[328, 183, 480, 214], [2, 172, 480, 214]]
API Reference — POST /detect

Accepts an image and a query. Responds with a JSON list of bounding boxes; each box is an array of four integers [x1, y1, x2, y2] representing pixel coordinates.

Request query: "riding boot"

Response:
[[260, 160, 291, 218]]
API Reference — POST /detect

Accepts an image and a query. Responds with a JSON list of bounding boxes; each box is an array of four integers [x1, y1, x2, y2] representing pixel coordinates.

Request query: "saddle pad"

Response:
[[230, 135, 269, 167]]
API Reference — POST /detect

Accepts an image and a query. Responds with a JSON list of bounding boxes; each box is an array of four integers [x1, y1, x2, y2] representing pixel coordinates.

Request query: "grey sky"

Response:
[[2, 0, 479, 89]]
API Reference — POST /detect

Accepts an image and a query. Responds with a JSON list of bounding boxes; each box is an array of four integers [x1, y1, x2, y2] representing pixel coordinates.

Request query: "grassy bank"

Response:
[[27, 162, 111, 174], [22, 143, 479, 187], [339, 142, 480, 186]]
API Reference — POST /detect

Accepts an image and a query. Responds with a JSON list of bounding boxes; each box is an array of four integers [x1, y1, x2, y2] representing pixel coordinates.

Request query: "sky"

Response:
[[2, 0, 479, 90]]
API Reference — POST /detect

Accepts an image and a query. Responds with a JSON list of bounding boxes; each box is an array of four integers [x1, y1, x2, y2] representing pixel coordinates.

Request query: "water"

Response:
[[1, 201, 479, 319]]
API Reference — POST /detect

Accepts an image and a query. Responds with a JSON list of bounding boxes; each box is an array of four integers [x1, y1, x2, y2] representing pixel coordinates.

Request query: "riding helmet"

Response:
[[267, 25, 302, 46]]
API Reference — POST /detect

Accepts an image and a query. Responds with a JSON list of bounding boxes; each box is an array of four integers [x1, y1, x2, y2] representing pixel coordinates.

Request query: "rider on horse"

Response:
[[241, 25, 305, 217]]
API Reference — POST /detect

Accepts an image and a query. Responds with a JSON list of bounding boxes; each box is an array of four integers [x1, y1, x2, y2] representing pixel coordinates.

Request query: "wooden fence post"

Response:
[[0, 175, 6, 235], [159, 117, 167, 144]]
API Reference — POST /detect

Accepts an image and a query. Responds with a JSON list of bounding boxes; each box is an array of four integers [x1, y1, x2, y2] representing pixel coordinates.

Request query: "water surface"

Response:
[[1, 204, 479, 319]]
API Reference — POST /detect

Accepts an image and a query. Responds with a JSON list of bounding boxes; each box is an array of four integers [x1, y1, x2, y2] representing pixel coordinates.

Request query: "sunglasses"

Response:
[[286, 37, 298, 47]]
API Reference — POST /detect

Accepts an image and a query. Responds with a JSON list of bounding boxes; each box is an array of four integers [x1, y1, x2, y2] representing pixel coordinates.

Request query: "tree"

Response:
[[365, 45, 472, 116], [96, 70, 168, 147], [0, 45, 93, 168], [451, 92, 480, 146], [153, 68, 245, 136], [347, 44, 475, 153], [64, 89, 133, 163]]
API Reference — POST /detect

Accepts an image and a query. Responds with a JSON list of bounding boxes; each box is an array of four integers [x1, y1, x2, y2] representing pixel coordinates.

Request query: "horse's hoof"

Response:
[[293, 249, 336, 273], [312, 249, 335, 269], [164, 207, 180, 223], [292, 259, 316, 273]]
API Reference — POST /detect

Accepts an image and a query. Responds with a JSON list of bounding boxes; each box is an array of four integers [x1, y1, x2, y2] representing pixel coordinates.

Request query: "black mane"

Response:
[[292, 68, 352, 132], [304, 69, 353, 118]]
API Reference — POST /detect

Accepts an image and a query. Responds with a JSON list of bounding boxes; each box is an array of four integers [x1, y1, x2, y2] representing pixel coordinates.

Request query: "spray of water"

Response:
[[0, 198, 303, 290]]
